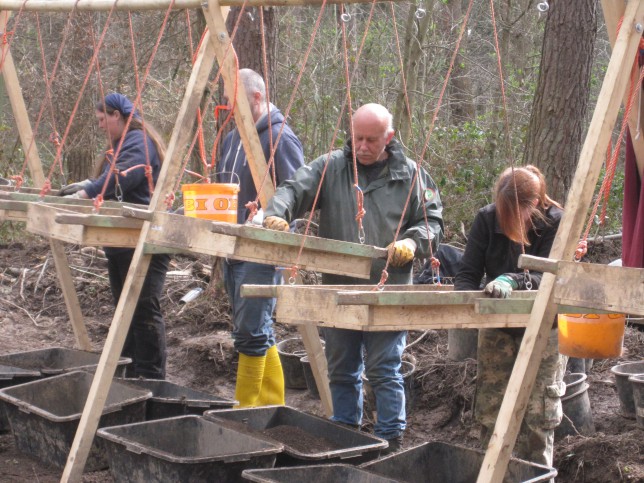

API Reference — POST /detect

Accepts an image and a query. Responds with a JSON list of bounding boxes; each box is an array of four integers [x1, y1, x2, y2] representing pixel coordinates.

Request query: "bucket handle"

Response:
[[214, 171, 241, 186]]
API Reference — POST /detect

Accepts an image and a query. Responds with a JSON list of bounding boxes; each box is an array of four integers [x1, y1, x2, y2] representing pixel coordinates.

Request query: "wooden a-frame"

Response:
[[2, 0, 644, 481]]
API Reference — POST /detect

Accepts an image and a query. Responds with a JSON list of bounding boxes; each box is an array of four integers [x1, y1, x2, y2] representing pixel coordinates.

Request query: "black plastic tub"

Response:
[[97, 415, 283, 483], [204, 405, 387, 466], [361, 441, 557, 483], [0, 371, 150, 471], [0, 364, 41, 432], [242, 463, 400, 482], [0, 347, 131, 376], [276, 338, 308, 389], [116, 378, 236, 420], [611, 360, 644, 419]]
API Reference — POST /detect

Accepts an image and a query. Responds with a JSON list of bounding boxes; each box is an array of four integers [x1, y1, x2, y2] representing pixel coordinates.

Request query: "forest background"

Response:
[[0, 0, 621, 242]]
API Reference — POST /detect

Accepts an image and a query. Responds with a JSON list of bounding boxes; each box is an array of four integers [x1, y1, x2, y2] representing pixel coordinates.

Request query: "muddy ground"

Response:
[[0, 234, 642, 482]]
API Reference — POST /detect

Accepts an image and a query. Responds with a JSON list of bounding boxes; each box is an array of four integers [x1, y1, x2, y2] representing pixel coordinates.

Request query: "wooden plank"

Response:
[[0, 0, 397, 12], [0, 190, 138, 210], [603, 0, 644, 178], [61, 23, 221, 482], [337, 289, 533, 306], [260, 285, 530, 331], [210, 221, 389, 258], [56, 213, 145, 229], [477, 2, 644, 481], [0, 12, 45, 186], [241, 283, 456, 298], [143, 211, 375, 278], [553, 260, 644, 316], [295, 318, 332, 416], [49, 239, 92, 351]]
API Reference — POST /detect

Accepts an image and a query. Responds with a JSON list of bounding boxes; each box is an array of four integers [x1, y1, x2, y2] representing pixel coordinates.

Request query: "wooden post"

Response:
[[0, 11, 46, 186], [476, 2, 644, 481], [49, 239, 92, 350], [61, 27, 219, 482]]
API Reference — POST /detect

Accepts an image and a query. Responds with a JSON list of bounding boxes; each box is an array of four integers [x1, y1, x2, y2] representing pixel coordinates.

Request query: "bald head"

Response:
[[352, 103, 395, 165]]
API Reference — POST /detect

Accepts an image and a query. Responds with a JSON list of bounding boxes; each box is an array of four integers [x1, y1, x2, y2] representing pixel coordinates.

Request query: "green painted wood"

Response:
[[210, 221, 389, 258], [55, 213, 144, 229], [337, 290, 536, 306]]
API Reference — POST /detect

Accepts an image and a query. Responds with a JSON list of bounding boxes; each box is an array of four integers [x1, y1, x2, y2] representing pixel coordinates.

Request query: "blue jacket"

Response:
[[217, 107, 304, 223], [84, 129, 161, 205]]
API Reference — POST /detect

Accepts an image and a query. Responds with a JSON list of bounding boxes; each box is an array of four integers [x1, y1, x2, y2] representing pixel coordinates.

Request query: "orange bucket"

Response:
[[181, 183, 240, 222], [558, 313, 625, 358]]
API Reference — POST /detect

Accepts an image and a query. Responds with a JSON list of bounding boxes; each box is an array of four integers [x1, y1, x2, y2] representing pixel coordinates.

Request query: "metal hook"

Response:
[[358, 226, 366, 244], [415, 8, 426, 19], [288, 276, 296, 285], [537, 1, 549, 13], [340, 12, 351, 22], [524, 271, 533, 291]]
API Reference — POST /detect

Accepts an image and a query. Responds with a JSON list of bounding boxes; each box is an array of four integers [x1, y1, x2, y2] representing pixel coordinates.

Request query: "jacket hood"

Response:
[[256, 107, 286, 135]]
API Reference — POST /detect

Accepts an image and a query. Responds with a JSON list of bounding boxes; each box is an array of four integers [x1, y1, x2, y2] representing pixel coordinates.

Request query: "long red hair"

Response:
[[495, 165, 562, 245]]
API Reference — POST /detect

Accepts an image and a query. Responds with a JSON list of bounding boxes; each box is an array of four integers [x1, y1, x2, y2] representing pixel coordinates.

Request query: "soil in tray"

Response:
[[262, 424, 341, 453]]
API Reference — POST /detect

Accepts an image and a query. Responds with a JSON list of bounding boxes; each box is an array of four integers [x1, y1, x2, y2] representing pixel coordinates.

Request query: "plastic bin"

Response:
[[205, 405, 387, 466], [0, 347, 131, 376], [97, 415, 282, 483], [610, 360, 644, 419], [0, 364, 41, 432], [242, 463, 400, 482], [276, 338, 309, 389], [117, 378, 236, 420], [630, 374, 644, 429], [361, 441, 557, 483], [0, 371, 151, 471]]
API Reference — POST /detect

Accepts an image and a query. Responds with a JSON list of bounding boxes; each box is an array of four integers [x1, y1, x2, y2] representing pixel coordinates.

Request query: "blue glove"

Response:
[[484, 274, 518, 299]]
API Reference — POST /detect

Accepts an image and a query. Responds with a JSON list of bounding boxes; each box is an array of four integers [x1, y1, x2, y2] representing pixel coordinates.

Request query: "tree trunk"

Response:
[[394, 0, 435, 145], [447, 0, 475, 125], [225, 6, 277, 101], [523, 0, 597, 203]]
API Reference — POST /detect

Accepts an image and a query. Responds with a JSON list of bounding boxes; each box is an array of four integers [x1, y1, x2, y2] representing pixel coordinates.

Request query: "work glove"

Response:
[[484, 274, 518, 299], [59, 179, 92, 196], [263, 215, 289, 232], [387, 238, 417, 267]]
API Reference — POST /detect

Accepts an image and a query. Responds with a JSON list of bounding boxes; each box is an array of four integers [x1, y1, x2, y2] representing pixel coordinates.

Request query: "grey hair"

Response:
[[239, 68, 266, 103]]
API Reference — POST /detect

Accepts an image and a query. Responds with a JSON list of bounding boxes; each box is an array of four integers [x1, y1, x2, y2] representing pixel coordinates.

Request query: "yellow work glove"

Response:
[[263, 215, 290, 232], [387, 238, 417, 267]]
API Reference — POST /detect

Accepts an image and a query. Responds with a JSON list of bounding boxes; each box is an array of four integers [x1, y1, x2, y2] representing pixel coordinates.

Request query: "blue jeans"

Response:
[[224, 260, 282, 356], [323, 328, 406, 440]]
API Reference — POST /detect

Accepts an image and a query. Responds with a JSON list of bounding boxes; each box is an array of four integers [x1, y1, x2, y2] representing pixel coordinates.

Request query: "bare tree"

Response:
[[523, 0, 597, 203]]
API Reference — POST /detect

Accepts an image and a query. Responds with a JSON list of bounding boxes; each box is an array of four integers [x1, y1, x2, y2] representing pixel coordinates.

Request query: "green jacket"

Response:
[[265, 139, 444, 285]]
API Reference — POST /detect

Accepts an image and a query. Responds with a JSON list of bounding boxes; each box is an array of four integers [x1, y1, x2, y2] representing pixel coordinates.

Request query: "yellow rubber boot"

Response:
[[257, 345, 285, 406], [234, 353, 266, 408]]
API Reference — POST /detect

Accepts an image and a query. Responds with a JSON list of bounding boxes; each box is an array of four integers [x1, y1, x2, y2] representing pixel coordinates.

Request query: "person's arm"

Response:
[[265, 154, 327, 222], [454, 210, 489, 291], [400, 166, 444, 258], [84, 132, 152, 200]]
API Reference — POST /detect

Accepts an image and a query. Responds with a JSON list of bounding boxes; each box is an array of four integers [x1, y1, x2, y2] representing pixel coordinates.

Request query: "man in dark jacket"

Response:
[[217, 69, 304, 407], [263, 103, 443, 452]]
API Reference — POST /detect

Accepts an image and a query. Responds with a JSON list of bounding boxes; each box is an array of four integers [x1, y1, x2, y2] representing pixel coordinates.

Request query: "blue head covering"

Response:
[[104, 93, 140, 119]]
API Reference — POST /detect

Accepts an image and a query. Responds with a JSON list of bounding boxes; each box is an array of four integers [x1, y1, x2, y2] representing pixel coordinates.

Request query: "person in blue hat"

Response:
[[60, 93, 170, 379]]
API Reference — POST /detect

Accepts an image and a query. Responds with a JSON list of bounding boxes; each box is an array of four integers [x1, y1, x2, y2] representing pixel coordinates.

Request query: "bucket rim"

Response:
[[181, 182, 240, 190], [610, 361, 644, 376], [563, 372, 587, 386], [628, 374, 644, 383]]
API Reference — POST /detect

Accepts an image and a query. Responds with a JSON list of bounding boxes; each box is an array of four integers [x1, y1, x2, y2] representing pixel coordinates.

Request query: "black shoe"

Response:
[[381, 435, 403, 456]]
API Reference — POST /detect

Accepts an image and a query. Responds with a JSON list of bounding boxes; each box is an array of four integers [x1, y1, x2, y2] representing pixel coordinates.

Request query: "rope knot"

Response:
[[39, 179, 52, 198], [93, 194, 104, 213], [375, 269, 389, 291], [10, 175, 23, 190], [574, 240, 588, 261], [245, 200, 259, 223], [165, 191, 176, 211]]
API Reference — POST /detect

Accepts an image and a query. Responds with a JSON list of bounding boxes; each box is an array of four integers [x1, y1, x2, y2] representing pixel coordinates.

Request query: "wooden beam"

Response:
[[0, 0, 395, 11], [141, 210, 376, 278], [201, 0, 274, 208], [336, 289, 534, 306], [61, 24, 220, 482], [0, 190, 138, 210], [602, 0, 644, 178], [0, 12, 45, 186], [477, 2, 644, 481], [517, 254, 559, 274], [210, 221, 389, 258], [49, 239, 92, 351]]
